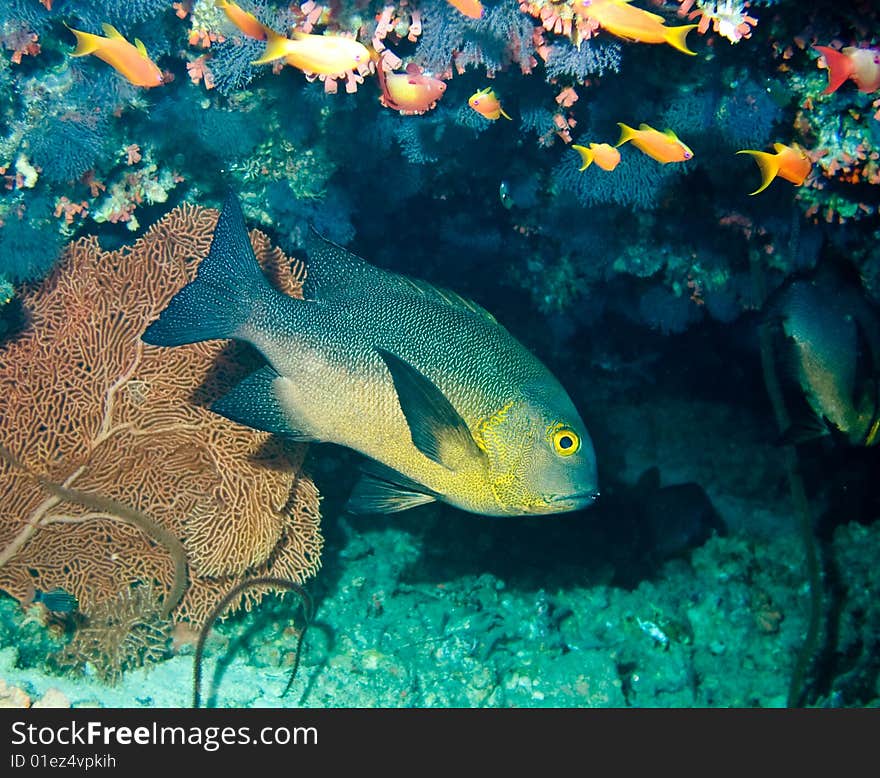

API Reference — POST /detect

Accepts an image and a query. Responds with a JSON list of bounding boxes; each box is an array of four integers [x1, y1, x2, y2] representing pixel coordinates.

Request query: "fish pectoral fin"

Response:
[[347, 460, 437, 514], [211, 366, 318, 441], [376, 347, 484, 470], [777, 406, 833, 446]]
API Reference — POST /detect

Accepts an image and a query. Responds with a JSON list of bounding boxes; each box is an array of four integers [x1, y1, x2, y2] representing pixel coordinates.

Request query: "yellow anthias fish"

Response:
[[736, 142, 812, 195], [468, 87, 512, 120], [67, 23, 163, 88], [215, 0, 269, 40], [573, 0, 697, 55], [572, 142, 621, 171], [252, 28, 370, 76], [143, 194, 599, 517], [447, 0, 484, 19], [616, 122, 693, 163]]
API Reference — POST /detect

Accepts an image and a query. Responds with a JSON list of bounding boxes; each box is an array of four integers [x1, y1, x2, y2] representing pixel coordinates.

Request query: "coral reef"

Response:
[[0, 205, 323, 642], [0, 0, 878, 707], [52, 585, 170, 685]]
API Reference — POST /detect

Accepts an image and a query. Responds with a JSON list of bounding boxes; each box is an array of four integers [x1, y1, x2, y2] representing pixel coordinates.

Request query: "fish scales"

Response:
[[144, 194, 598, 516]]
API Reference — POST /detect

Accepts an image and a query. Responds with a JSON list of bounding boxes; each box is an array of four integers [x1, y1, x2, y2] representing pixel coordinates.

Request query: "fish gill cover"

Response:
[[0, 0, 878, 706]]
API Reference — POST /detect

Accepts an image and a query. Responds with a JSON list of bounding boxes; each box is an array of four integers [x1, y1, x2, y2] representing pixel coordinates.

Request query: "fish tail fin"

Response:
[[500, 108, 512, 121], [736, 149, 780, 195], [664, 24, 698, 56], [251, 27, 290, 65], [812, 45, 853, 95], [142, 192, 272, 347], [615, 122, 636, 147], [572, 144, 594, 171], [66, 24, 103, 56]]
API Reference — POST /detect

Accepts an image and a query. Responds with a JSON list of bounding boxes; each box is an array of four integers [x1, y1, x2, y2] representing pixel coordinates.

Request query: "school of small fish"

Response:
[[64, 0, 877, 198]]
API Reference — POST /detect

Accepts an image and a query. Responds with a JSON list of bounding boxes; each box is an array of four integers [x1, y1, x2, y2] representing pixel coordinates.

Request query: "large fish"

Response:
[[143, 194, 599, 516], [775, 276, 880, 447]]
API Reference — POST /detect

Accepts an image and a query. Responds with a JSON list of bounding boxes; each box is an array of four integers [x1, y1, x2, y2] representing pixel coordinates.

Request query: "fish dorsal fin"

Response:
[[376, 347, 485, 471], [303, 227, 497, 322], [301, 226, 376, 300], [400, 276, 498, 322], [134, 37, 149, 58], [101, 23, 126, 41], [663, 128, 679, 140], [638, 123, 656, 133]]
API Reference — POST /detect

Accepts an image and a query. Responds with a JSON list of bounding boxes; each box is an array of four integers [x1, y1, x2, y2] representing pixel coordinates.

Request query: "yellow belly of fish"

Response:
[[267, 347, 500, 514]]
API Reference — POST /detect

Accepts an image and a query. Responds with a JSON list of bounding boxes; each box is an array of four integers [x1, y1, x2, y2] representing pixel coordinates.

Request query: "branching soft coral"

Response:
[[415, 0, 539, 75]]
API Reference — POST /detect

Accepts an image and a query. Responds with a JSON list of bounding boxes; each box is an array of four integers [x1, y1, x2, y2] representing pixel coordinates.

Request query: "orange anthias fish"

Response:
[[377, 61, 447, 115], [572, 142, 621, 171], [67, 23, 163, 87], [813, 45, 880, 95], [446, 0, 484, 18], [468, 87, 511, 121], [616, 123, 693, 163], [253, 29, 370, 76], [215, 0, 269, 41], [736, 142, 812, 195], [573, 0, 697, 56]]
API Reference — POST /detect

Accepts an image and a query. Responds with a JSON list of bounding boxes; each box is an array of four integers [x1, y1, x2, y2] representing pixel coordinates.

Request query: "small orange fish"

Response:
[[616, 123, 693, 163], [813, 45, 880, 95], [446, 0, 484, 19], [468, 87, 511, 121], [737, 142, 811, 195], [215, 0, 269, 41], [253, 29, 370, 76], [377, 61, 447, 115], [67, 23, 163, 88], [572, 142, 621, 171], [573, 0, 697, 56]]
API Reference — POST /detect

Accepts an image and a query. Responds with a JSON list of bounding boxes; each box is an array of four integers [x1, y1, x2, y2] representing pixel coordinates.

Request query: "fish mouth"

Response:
[[549, 490, 600, 510]]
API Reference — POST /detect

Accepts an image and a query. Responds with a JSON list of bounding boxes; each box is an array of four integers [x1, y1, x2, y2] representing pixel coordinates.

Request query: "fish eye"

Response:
[[684, 150, 693, 159], [551, 427, 580, 456]]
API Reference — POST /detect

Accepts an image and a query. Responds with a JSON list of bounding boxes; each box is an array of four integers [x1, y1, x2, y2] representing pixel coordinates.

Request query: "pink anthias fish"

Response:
[[813, 45, 880, 94], [376, 59, 447, 115]]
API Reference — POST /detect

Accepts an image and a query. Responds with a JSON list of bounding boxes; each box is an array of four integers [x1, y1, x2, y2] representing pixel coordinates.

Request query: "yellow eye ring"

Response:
[[552, 427, 580, 456]]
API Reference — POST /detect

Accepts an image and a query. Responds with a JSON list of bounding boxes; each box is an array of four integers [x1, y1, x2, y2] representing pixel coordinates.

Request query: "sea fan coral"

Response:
[[415, 0, 538, 75], [60, 0, 170, 33], [28, 113, 111, 184], [553, 146, 680, 210], [209, 37, 264, 96], [0, 204, 323, 630], [52, 585, 171, 685], [716, 79, 782, 149]]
